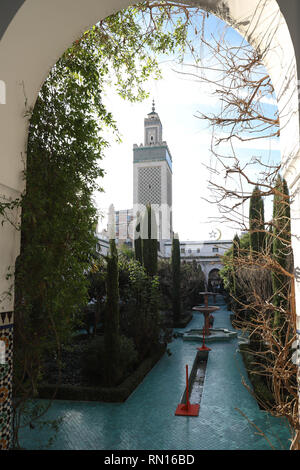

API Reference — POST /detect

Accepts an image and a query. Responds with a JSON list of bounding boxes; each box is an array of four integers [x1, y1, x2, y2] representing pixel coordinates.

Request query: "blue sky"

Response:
[[96, 10, 280, 241]]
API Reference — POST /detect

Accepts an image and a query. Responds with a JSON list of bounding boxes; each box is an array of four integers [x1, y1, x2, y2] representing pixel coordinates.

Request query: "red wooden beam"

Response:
[[175, 365, 200, 417]]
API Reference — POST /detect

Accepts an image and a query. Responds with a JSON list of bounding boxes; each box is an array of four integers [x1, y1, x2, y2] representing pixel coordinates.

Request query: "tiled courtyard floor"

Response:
[[19, 296, 291, 450]]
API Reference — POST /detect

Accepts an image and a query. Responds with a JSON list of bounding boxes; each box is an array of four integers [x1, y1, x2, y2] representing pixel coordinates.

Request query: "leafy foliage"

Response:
[[104, 240, 121, 386], [87, 253, 162, 362], [249, 186, 265, 255], [272, 176, 292, 328], [158, 257, 205, 315], [142, 205, 158, 277], [82, 335, 138, 386], [12, 2, 199, 446], [180, 261, 206, 309], [118, 254, 161, 360], [220, 232, 249, 293], [134, 219, 143, 264], [171, 237, 181, 323]]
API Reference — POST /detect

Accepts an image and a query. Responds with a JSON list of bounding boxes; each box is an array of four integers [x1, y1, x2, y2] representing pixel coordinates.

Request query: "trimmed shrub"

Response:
[[171, 237, 181, 324], [104, 239, 121, 386], [39, 347, 164, 402], [82, 335, 138, 386]]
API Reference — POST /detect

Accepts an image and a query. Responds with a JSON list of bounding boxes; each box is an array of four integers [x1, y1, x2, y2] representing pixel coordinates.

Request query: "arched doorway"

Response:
[[0, 0, 299, 449], [208, 268, 222, 293]]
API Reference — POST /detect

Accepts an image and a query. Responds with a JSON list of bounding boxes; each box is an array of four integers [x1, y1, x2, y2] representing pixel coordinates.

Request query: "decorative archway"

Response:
[[0, 0, 299, 448]]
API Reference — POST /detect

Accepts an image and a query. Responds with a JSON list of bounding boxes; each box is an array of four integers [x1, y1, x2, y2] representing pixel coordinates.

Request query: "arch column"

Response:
[[0, 180, 21, 450], [0, 99, 22, 448]]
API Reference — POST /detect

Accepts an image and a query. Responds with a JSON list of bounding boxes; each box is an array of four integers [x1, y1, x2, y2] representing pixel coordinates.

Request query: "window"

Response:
[[212, 247, 219, 253], [181, 248, 185, 254], [197, 248, 200, 253], [188, 249, 192, 254]]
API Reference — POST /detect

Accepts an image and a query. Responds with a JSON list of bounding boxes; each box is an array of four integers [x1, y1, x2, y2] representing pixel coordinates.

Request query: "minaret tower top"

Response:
[[133, 102, 173, 242], [144, 99, 163, 146]]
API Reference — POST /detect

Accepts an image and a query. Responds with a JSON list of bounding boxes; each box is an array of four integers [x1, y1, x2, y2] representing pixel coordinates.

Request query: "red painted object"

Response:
[[197, 327, 211, 352], [175, 365, 200, 417]]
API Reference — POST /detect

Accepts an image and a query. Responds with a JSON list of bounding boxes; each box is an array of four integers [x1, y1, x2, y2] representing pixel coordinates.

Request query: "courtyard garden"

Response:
[[5, 1, 298, 451]]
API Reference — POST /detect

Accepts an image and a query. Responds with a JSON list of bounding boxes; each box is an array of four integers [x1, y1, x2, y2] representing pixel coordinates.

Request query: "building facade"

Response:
[[95, 233, 110, 257], [115, 209, 133, 245], [133, 101, 173, 243], [109, 105, 233, 284], [162, 239, 232, 287]]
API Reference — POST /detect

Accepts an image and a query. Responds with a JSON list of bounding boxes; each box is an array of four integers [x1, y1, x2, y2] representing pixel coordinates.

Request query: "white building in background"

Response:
[[114, 209, 134, 246], [163, 239, 232, 288]]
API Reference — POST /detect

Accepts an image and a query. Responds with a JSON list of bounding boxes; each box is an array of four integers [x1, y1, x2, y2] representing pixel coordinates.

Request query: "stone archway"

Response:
[[0, 0, 299, 448]]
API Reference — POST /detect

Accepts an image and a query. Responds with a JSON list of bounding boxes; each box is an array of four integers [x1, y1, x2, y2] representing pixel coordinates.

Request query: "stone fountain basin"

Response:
[[179, 328, 238, 342], [192, 306, 220, 313]]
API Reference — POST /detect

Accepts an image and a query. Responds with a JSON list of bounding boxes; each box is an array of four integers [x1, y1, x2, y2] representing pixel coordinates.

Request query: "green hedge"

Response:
[[38, 347, 165, 402], [174, 312, 193, 328], [239, 344, 275, 407]]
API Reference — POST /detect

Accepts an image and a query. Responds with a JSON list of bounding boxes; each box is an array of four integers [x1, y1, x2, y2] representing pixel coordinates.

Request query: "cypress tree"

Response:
[[232, 233, 240, 298], [134, 211, 143, 264], [104, 239, 120, 386], [172, 234, 181, 325], [265, 222, 274, 255], [283, 178, 291, 241], [232, 233, 240, 259], [249, 185, 265, 255], [272, 176, 291, 328], [142, 204, 158, 277]]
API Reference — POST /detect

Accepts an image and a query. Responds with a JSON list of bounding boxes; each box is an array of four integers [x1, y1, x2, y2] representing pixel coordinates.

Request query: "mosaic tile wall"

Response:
[[0, 314, 14, 450], [138, 166, 161, 206]]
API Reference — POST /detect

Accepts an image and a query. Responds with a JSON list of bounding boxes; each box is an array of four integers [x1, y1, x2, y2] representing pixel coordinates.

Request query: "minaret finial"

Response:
[[152, 99, 155, 113]]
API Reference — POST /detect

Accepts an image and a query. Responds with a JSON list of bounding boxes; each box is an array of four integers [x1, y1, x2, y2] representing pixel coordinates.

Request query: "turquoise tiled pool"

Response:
[[19, 296, 291, 450]]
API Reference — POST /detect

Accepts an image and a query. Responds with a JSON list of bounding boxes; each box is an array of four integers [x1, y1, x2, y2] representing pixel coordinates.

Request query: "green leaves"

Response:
[[249, 186, 265, 255], [13, 1, 200, 441], [272, 176, 291, 327], [142, 205, 158, 277], [171, 237, 181, 322]]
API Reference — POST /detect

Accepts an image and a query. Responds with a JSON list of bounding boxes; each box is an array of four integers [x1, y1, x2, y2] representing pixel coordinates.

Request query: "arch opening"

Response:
[[0, 0, 299, 451]]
